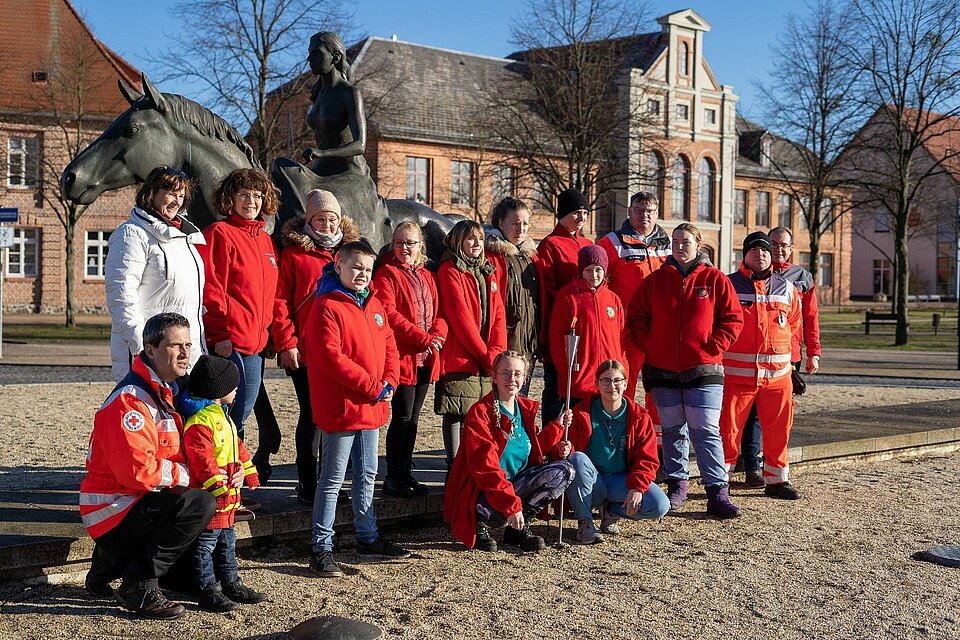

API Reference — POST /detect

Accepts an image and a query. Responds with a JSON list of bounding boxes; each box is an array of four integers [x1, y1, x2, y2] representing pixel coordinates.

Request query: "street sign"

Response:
[[0, 226, 13, 248], [0, 207, 17, 223]]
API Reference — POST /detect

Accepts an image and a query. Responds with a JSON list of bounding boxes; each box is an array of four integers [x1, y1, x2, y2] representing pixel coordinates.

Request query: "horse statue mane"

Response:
[[160, 93, 262, 172]]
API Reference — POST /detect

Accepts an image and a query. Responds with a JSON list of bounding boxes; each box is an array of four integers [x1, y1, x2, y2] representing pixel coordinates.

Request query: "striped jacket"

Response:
[[597, 222, 671, 308], [79, 355, 190, 539], [182, 402, 259, 530], [723, 264, 802, 386]]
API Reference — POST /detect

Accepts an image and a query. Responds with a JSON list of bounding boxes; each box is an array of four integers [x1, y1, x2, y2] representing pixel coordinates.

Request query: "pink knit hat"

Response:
[[577, 245, 608, 273]]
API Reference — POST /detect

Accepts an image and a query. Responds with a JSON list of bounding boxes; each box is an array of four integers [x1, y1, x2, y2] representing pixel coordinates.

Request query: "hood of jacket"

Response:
[[278, 214, 361, 251], [483, 225, 537, 259], [130, 207, 205, 245], [617, 220, 671, 249], [664, 252, 710, 275], [316, 261, 371, 307]]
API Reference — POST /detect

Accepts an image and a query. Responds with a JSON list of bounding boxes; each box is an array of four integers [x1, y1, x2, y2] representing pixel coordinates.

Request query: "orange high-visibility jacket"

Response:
[[723, 264, 802, 386]]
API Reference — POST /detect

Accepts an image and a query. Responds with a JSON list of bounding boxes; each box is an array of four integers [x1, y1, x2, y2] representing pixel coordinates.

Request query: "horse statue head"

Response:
[[61, 74, 259, 229]]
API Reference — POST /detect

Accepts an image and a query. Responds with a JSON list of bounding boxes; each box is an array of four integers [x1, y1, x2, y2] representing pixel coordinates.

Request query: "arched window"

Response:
[[679, 42, 689, 76], [701, 245, 715, 265], [642, 151, 665, 204], [671, 155, 690, 220], [697, 157, 716, 223]]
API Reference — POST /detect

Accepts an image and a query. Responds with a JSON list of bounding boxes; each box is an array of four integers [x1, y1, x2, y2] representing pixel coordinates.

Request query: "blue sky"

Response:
[[73, 0, 807, 120]]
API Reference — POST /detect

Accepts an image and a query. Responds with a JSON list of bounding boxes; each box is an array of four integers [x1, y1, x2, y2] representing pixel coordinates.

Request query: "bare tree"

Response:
[[32, 40, 113, 327], [757, 0, 864, 287], [478, 0, 653, 212], [843, 0, 960, 344], [153, 0, 352, 167]]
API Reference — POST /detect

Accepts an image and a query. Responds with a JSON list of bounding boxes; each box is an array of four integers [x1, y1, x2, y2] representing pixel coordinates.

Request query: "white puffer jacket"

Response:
[[105, 207, 207, 381]]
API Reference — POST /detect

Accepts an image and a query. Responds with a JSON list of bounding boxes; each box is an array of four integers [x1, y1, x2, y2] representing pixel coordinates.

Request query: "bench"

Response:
[[863, 311, 897, 334]]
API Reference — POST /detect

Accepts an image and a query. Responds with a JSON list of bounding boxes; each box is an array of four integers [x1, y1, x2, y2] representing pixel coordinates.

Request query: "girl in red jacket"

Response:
[[443, 351, 574, 552], [271, 189, 359, 505], [373, 221, 447, 498], [549, 245, 625, 409], [435, 220, 507, 473], [564, 360, 670, 545], [201, 169, 280, 443], [627, 223, 744, 518]]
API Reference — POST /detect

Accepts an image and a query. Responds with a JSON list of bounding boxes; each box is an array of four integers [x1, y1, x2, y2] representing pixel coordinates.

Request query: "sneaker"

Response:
[[115, 582, 186, 620], [473, 524, 498, 552], [222, 578, 268, 604], [84, 574, 114, 600], [356, 538, 412, 559], [309, 551, 343, 578], [745, 470, 765, 488], [705, 484, 742, 519], [234, 507, 256, 522], [405, 466, 429, 497], [666, 479, 688, 509], [765, 482, 800, 500], [502, 525, 545, 552], [197, 585, 239, 613], [599, 502, 620, 535], [576, 518, 604, 545]]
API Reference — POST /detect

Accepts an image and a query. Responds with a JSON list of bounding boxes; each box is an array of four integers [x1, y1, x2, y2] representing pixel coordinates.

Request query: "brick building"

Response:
[[0, 0, 139, 313]]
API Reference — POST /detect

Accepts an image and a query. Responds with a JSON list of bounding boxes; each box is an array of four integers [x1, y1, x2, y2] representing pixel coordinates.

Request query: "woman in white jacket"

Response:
[[105, 166, 206, 381]]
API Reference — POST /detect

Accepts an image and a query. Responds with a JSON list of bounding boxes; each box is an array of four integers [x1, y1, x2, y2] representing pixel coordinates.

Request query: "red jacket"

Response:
[[79, 355, 191, 539], [549, 278, 625, 400], [724, 264, 802, 387], [628, 257, 744, 372], [201, 215, 279, 354], [304, 270, 400, 431], [566, 396, 660, 493], [443, 393, 563, 549], [437, 258, 507, 376], [773, 261, 822, 361], [181, 402, 259, 530], [597, 222, 671, 308], [372, 256, 448, 385], [534, 224, 593, 358]]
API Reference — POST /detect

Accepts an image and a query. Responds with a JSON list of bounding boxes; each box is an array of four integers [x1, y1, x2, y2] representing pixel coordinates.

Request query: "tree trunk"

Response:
[[808, 226, 821, 291], [894, 221, 910, 345], [64, 219, 75, 328]]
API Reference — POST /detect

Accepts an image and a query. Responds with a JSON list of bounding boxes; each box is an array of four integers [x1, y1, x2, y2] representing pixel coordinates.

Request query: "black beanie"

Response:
[[189, 354, 240, 401], [556, 188, 589, 218], [742, 231, 773, 254]]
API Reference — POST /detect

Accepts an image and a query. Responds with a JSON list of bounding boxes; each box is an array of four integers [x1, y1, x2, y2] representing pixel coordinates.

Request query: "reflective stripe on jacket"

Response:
[[723, 264, 802, 386]]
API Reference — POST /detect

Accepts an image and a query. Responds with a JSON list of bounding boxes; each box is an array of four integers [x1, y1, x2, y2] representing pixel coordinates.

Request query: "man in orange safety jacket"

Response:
[[720, 232, 802, 500], [79, 312, 215, 619]]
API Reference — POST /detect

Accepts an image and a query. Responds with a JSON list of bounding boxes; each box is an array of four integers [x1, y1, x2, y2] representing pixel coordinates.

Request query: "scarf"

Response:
[[303, 223, 343, 250], [441, 247, 494, 338]]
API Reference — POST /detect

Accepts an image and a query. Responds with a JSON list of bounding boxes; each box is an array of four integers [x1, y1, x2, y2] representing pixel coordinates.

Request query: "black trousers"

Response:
[[540, 362, 564, 424], [89, 486, 215, 589], [386, 366, 431, 470], [291, 366, 321, 492]]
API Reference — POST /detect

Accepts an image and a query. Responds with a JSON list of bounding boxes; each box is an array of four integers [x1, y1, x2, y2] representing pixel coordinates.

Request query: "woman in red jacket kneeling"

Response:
[[443, 351, 574, 553], [565, 360, 670, 545], [373, 221, 447, 498]]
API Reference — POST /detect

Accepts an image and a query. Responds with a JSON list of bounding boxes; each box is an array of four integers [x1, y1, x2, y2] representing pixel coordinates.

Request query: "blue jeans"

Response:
[[739, 404, 763, 472], [193, 527, 238, 591], [229, 351, 263, 442], [566, 452, 670, 520], [651, 384, 728, 487], [312, 429, 380, 553]]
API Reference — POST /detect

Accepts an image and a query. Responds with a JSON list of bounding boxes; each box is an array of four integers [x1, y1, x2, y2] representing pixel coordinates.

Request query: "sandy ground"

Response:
[[0, 450, 957, 639]]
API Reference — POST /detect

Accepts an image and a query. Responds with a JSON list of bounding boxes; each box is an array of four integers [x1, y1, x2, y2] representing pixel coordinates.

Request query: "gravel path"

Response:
[[1, 452, 958, 639]]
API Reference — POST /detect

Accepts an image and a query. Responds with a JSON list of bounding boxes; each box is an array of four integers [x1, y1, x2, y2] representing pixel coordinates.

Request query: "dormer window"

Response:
[[679, 42, 689, 76], [760, 137, 772, 168]]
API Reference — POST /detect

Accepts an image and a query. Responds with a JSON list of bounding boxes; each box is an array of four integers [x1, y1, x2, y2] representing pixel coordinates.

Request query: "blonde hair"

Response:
[[393, 220, 426, 265], [491, 350, 529, 397], [672, 222, 702, 244]]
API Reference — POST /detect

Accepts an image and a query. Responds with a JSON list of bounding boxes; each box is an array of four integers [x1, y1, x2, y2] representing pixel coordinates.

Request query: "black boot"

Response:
[[197, 583, 239, 612], [474, 523, 498, 552], [222, 578, 268, 604], [503, 522, 545, 552], [405, 462, 429, 496], [382, 463, 415, 498]]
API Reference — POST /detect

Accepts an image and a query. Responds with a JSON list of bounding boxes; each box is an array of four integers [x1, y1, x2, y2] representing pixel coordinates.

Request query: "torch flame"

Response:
[[570, 316, 578, 333]]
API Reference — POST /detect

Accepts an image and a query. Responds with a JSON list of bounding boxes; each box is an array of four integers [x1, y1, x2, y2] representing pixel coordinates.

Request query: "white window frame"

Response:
[[492, 164, 515, 202], [405, 156, 430, 203], [8, 136, 39, 188], [450, 160, 474, 207], [5, 227, 39, 277], [85, 230, 111, 279]]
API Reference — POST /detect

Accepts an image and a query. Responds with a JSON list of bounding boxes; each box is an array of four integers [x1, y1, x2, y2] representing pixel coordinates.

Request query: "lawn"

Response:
[[819, 308, 958, 350], [1, 322, 110, 342]]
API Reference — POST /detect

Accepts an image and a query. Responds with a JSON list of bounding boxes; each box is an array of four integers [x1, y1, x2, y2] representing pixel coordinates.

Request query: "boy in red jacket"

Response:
[[302, 242, 409, 578]]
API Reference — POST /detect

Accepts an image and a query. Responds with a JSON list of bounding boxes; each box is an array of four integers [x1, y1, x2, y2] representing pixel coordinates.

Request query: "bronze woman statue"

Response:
[[303, 32, 370, 178]]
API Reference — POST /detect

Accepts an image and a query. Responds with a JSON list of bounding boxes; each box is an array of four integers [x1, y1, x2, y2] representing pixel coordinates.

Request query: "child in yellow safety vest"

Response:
[[181, 354, 266, 612]]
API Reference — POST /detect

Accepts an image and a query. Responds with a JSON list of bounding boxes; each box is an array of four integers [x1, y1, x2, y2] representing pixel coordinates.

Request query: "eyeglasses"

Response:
[[496, 370, 525, 380], [771, 242, 792, 249], [598, 377, 627, 387], [393, 240, 420, 248], [237, 192, 264, 200], [158, 166, 188, 180]]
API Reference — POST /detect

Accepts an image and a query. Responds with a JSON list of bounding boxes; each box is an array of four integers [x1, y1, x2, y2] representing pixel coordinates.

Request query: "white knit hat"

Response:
[[306, 189, 341, 219]]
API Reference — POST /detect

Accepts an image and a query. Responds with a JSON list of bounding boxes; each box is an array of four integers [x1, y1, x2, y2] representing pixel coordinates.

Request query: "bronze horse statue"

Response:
[[61, 75, 453, 258]]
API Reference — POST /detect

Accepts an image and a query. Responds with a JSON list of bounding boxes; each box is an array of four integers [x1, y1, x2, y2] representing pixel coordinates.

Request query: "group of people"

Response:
[[81, 166, 821, 619]]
